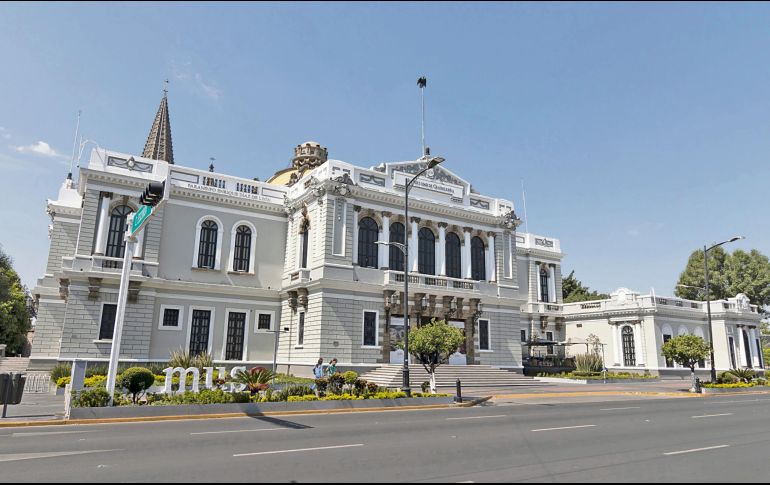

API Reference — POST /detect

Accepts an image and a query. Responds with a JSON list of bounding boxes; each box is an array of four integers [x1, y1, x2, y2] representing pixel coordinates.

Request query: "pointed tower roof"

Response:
[[142, 88, 175, 164]]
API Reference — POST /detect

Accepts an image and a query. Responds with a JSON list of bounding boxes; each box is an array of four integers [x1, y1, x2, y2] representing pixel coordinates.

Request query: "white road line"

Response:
[[599, 407, 641, 411], [446, 415, 507, 421], [191, 428, 284, 436], [12, 430, 97, 438], [531, 425, 596, 432], [664, 445, 729, 456], [0, 449, 122, 463], [691, 413, 733, 419], [233, 443, 364, 457]]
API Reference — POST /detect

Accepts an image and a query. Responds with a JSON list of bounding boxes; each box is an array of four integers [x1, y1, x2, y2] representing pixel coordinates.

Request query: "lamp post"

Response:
[[376, 154, 445, 396], [702, 236, 745, 382]]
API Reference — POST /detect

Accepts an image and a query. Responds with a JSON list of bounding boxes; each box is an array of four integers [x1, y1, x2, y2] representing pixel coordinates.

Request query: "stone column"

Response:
[[380, 212, 391, 269], [536, 263, 542, 302], [634, 321, 645, 366], [548, 264, 556, 303], [463, 227, 473, 279], [737, 326, 747, 367], [352, 206, 361, 265], [438, 223, 447, 276], [94, 192, 112, 255], [486, 232, 497, 282], [410, 217, 420, 272]]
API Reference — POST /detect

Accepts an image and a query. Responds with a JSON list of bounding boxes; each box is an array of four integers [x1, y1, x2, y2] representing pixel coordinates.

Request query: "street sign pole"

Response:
[[105, 214, 137, 406]]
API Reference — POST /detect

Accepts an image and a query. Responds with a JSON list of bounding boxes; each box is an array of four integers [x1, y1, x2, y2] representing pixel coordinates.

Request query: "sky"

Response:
[[1, 2, 768, 297]]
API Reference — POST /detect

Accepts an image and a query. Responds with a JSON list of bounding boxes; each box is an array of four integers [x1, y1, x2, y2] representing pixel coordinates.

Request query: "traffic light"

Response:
[[139, 181, 165, 207]]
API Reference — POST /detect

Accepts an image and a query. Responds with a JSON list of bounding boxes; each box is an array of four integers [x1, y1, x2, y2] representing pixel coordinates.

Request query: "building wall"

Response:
[[45, 219, 79, 275], [30, 298, 66, 360]]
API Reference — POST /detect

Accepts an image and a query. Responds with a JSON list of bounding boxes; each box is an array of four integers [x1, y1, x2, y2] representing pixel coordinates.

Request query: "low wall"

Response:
[[700, 386, 770, 395], [69, 396, 455, 420], [534, 377, 661, 385]]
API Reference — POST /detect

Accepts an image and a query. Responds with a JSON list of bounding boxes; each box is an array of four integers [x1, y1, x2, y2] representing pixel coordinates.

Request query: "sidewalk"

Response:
[[0, 393, 65, 423]]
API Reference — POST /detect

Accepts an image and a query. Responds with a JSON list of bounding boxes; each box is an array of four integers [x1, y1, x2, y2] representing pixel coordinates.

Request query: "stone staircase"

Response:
[[0, 357, 30, 374], [360, 364, 552, 389]]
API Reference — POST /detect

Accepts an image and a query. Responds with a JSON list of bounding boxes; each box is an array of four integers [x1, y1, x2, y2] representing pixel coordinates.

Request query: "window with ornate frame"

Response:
[[233, 225, 252, 272], [622, 326, 636, 367], [539, 267, 550, 303], [105, 205, 132, 268], [357, 217, 379, 269], [471, 236, 486, 281], [418, 227, 436, 275], [198, 220, 218, 269], [445, 232, 462, 279], [389, 222, 405, 271]]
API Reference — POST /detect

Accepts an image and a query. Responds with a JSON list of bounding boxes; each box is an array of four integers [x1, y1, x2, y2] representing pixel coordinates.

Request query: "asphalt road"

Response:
[[1, 395, 769, 482]]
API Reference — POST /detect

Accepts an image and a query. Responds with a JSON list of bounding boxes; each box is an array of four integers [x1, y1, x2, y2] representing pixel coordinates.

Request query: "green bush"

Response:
[[728, 368, 757, 383], [168, 349, 213, 372], [421, 381, 431, 393], [288, 395, 319, 402], [118, 367, 156, 403], [151, 389, 250, 406], [328, 373, 345, 395], [50, 363, 71, 383], [56, 376, 71, 388], [84, 375, 106, 388], [343, 371, 359, 386], [574, 353, 604, 374], [274, 373, 314, 385], [314, 377, 328, 393], [703, 382, 756, 389], [321, 394, 365, 401], [718, 371, 740, 384], [85, 364, 109, 378], [367, 382, 379, 394], [72, 388, 111, 408]]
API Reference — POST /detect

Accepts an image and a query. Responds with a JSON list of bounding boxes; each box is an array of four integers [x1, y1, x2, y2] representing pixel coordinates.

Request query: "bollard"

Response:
[[2, 372, 13, 419], [455, 378, 462, 404]]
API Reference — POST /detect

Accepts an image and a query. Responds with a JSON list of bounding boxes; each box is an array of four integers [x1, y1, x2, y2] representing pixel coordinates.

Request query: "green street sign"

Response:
[[131, 204, 153, 235]]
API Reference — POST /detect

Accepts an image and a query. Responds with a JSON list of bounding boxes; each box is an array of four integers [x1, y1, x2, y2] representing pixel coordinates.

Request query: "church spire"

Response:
[[142, 81, 175, 164]]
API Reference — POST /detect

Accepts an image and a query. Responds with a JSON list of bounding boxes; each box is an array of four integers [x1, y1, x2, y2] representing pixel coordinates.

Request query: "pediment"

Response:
[[385, 161, 471, 195]]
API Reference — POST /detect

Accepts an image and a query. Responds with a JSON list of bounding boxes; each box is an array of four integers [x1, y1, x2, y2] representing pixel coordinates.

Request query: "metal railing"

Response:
[[23, 373, 51, 394]]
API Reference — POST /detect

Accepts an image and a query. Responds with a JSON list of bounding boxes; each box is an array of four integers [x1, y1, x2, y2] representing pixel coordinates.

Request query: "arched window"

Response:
[[471, 236, 486, 281], [418, 227, 436, 275], [105, 205, 132, 268], [389, 222, 405, 271], [198, 220, 218, 269], [445, 233, 462, 279], [540, 267, 550, 303], [233, 225, 252, 272], [622, 326, 636, 367], [300, 218, 310, 269], [357, 217, 379, 269]]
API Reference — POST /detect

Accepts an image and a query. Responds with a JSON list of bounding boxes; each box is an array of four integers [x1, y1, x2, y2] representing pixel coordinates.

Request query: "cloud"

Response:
[[0, 127, 10, 140], [171, 61, 223, 101], [13, 141, 66, 159]]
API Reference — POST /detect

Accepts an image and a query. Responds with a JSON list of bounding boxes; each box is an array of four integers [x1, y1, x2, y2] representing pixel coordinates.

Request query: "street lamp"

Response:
[[703, 236, 745, 382], [375, 154, 445, 396]]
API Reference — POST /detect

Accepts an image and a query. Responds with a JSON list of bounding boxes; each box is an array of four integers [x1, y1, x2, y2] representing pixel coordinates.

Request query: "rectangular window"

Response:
[[546, 331, 554, 354], [479, 320, 490, 351], [99, 304, 117, 340], [521, 329, 527, 343], [162, 308, 180, 328], [363, 311, 378, 347], [225, 312, 246, 361], [189, 309, 211, 356], [297, 312, 305, 346], [257, 313, 272, 331]]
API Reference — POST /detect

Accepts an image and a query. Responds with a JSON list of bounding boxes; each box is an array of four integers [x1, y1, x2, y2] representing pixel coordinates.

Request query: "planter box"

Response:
[[700, 386, 770, 395], [69, 396, 455, 420], [534, 377, 661, 385]]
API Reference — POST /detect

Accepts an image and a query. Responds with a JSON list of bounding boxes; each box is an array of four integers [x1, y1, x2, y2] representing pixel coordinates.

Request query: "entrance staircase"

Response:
[[0, 357, 29, 374], [360, 365, 552, 390]]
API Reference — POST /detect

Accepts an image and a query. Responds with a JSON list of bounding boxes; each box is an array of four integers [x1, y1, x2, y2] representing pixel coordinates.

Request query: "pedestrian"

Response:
[[312, 358, 324, 397], [326, 358, 338, 377]]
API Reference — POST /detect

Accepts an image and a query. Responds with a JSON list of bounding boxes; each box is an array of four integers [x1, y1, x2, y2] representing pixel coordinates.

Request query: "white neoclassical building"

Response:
[[29, 92, 763, 379], [562, 288, 764, 375]]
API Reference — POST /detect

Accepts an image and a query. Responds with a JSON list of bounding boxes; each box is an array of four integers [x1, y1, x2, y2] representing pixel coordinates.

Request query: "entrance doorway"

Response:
[[448, 320, 467, 365]]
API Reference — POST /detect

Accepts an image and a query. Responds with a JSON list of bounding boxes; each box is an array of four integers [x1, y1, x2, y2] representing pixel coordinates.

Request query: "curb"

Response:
[[455, 396, 493, 408], [490, 391, 701, 400], [0, 402, 457, 428]]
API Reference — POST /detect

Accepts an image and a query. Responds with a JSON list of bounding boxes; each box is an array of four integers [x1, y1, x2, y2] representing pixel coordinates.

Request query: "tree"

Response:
[[675, 247, 770, 318], [562, 271, 609, 303], [404, 319, 465, 394], [0, 246, 31, 355], [661, 335, 711, 391]]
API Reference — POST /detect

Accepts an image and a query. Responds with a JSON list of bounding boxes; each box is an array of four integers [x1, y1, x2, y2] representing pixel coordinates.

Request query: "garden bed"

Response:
[[69, 396, 455, 420]]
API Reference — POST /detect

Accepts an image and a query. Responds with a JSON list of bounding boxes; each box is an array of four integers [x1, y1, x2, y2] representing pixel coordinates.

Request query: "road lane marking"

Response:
[[234, 443, 364, 457], [446, 415, 507, 421], [599, 407, 641, 411], [707, 398, 770, 405], [664, 445, 729, 456], [12, 430, 97, 438], [691, 413, 733, 419], [191, 428, 285, 436], [0, 449, 122, 463], [531, 425, 596, 432]]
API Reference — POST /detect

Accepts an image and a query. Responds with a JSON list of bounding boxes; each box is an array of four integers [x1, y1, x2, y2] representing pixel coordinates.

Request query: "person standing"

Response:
[[312, 358, 325, 397], [326, 358, 338, 377]]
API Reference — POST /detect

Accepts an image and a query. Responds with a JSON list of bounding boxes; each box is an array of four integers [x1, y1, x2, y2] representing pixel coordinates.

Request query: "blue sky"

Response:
[[1, 2, 768, 297]]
